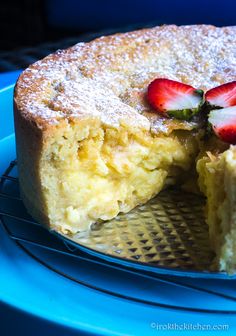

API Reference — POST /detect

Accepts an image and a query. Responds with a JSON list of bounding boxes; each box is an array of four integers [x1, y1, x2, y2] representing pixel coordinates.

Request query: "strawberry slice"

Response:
[[208, 106, 236, 144], [205, 81, 236, 108], [147, 78, 204, 120]]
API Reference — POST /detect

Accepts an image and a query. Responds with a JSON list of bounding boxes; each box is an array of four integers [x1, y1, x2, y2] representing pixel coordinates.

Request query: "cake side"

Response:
[[220, 148, 236, 273], [13, 99, 51, 227], [197, 146, 236, 273]]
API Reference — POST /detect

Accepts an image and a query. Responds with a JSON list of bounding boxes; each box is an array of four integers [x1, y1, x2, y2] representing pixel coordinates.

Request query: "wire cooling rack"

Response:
[[1, 160, 236, 313]]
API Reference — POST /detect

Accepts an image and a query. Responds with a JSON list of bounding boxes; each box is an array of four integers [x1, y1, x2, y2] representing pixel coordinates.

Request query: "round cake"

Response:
[[14, 25, 236, 273]]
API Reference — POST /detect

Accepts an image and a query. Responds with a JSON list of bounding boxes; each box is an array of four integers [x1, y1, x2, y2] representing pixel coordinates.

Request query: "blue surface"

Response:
[[1, 80, 236, 335], [0, 70, 21, 89], [0, 70, 21, 140]]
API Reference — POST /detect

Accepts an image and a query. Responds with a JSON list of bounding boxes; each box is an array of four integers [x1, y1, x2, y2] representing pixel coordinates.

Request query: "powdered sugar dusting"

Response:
[[15, 25, 236, 133]]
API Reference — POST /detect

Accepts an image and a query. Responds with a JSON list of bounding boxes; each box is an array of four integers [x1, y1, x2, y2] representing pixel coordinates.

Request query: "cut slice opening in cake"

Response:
[[39, 120, 199, 234]]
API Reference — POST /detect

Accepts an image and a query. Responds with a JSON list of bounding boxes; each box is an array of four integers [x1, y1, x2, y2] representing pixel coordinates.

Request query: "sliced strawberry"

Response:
[[208, 106, 236, 144], [205, 81, 236, 108], [147, 78, 204, 120]]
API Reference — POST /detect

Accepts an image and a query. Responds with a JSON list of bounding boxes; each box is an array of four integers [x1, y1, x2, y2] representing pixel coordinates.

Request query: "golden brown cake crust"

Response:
[[14, 25, 236, 135]]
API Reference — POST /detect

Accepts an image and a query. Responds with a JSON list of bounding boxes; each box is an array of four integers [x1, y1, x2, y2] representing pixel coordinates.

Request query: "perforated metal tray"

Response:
[[56, 187, 217, 275]]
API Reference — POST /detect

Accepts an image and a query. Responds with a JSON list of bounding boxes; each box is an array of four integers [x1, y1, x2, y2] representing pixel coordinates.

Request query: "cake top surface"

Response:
[[14, 25, 236, 133]]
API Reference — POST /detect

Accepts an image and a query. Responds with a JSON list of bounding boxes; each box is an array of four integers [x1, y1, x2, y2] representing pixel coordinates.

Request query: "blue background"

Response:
[[46, 0, 236, 31]]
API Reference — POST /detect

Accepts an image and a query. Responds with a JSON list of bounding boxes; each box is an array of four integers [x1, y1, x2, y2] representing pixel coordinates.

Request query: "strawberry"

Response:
[[208, 106, 236, 144], [205, 81, 236, 109], [147, 78, 204, 120]]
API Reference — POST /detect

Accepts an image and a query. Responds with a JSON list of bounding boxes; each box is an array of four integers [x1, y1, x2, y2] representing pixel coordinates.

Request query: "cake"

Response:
[[14, 25, 236, 273]]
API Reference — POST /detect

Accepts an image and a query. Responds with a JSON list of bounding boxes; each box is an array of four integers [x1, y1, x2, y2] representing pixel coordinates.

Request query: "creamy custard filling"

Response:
[[40, 121, 199, 233]]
